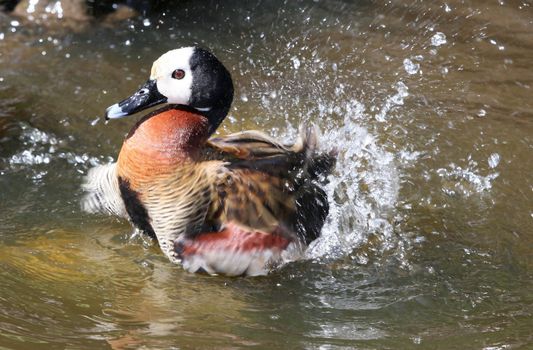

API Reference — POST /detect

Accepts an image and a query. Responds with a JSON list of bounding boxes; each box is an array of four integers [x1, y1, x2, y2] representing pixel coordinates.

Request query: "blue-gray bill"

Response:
[[105, 79, 167, 120]]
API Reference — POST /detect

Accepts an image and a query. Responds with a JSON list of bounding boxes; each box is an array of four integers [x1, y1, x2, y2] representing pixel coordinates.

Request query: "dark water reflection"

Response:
[[1, 0, 532, 348]]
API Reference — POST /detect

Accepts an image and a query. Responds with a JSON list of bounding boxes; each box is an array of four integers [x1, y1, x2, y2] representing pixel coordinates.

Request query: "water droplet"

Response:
[[142, 18, 151, 27], [0, 33, 4, 40], [444, 3, 451, 12], [125, 39, 131, 46], [240, 94, 248, 102], [291, 56, 301, 69], [376, 81, 409, 121], [403, 58, 420, 75], [431, 32, 447, 47], [488, 153, 500, 168], [10, 20, 20, 27], [477, 109, 486, 117]]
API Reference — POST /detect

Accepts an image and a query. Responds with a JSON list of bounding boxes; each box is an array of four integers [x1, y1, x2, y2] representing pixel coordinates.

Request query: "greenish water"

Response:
[[1, 1, 532, 348]]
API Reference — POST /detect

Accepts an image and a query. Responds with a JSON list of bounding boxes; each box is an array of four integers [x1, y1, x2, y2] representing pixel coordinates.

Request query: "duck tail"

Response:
[[293, 124, 337, 181], [81, 163, 127, 218]]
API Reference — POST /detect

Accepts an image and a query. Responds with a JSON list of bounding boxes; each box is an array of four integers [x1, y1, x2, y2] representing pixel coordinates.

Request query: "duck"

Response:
[[82, 47, 335, 276]]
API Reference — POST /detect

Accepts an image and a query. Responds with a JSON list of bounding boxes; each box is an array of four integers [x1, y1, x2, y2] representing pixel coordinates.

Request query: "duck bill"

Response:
[[105, 79, 167, 120]]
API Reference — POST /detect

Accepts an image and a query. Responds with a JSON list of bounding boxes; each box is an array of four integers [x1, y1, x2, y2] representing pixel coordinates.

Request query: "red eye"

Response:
[[172, 69, 185, 80]]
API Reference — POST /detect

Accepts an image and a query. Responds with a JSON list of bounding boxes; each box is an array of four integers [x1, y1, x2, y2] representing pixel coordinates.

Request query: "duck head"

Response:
[[105, 47, 234, 134]]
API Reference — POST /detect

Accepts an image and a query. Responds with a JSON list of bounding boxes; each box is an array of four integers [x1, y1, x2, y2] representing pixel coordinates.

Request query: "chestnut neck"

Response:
[[117, 106, 210, 177]]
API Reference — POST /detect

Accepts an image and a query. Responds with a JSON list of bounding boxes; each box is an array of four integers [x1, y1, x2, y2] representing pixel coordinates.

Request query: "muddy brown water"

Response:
[[0, 0, 532, 348]]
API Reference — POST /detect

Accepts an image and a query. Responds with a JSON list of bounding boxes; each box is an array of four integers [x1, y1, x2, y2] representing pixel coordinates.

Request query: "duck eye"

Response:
[[172, 69, 185, 80]]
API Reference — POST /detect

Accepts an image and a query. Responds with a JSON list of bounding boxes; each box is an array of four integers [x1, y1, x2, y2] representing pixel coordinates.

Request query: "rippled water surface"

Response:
[[1, 0, 532, 348]]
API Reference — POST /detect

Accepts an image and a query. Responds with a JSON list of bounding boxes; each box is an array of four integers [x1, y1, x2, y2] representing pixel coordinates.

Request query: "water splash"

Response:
[[6, 123, 110, 179], [45, 1, 64, 19], [437, 157, 499, 197], [488, 153, 500, 169], [307, 101, 400, 260], [431, 32, 447, 47], [291, 56, 301, 70], [403, 58, 420, 75], [376, 81, 409, 122]]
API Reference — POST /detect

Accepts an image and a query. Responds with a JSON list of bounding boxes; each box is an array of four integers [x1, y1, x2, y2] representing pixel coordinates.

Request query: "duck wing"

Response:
[[203, 125, 334, 236], [172, 125, 334, 275], [81, 125, 335, 275], [206, 129, 300, 159], [208, 124, 334, 237], [205, 124, 336, 181]]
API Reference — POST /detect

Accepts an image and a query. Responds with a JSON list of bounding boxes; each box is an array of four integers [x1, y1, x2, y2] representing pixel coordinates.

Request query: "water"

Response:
[[1, 0, 533, 348]]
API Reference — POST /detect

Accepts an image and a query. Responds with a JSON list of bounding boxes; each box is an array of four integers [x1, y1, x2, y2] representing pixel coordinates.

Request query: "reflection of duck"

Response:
[[83, 47, 335, 276]]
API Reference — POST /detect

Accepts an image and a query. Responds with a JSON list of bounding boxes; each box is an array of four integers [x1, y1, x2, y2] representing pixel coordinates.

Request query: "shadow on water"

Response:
[[0, 0, 532, 348]]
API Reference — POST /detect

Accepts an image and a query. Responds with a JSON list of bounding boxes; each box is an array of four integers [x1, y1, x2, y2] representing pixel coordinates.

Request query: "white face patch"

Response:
[[150, 47, 195, 105]]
